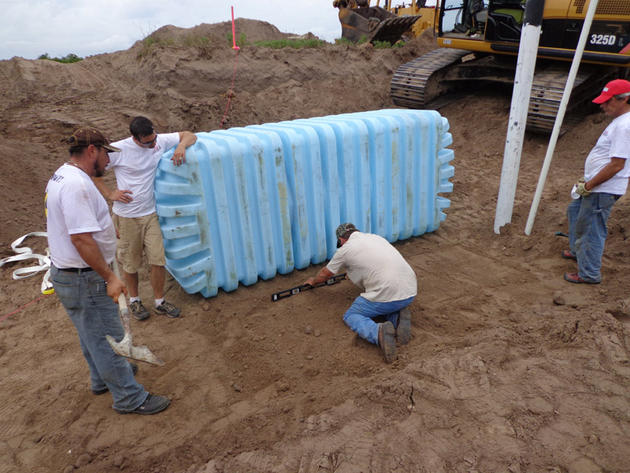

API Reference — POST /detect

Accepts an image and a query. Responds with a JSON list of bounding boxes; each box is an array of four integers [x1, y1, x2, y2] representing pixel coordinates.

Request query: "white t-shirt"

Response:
[[585, 110, 630, 195], [45, 163, 117, 268], [107, 133, 180, 218], [326, 232, 418, 302]]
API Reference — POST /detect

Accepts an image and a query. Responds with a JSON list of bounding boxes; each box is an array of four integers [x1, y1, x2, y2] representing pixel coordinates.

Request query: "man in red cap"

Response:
[[563, 79, 630, 284]]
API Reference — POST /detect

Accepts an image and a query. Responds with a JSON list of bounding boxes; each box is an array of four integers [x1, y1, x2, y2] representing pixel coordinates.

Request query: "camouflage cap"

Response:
[[336, 222, 357, 240], [67, 127, 121, 152]]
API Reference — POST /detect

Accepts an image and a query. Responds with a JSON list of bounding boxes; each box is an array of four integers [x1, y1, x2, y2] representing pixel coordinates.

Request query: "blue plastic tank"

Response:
[[155, 109, 454, 297]]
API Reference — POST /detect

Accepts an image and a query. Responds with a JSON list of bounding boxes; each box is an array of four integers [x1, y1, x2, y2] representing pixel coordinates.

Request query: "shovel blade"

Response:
[[106, 334, 165, 366]]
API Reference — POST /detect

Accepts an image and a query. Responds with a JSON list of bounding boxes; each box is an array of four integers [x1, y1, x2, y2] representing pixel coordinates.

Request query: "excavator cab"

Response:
[[483, 0, 524, 41], [440, 0, 525, 41], [436, 0, 630, 60], [448, 0, 487, 35], [391, 0, 630, 133]]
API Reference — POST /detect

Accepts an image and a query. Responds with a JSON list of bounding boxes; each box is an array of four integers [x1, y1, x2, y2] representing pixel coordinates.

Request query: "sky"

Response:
[[0, 0, 344, 60]]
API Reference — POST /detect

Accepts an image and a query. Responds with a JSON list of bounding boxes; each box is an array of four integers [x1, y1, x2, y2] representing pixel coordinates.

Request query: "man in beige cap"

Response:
[[305, 223, 417, 363], [563, 79, 630, 284], [46, 127, 170, 415]]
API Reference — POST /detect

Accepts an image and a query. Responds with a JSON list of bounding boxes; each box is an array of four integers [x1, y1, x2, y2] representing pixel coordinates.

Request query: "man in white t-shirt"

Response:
[[305, 223, 418, 363], [563, 79, 630, 284], [94, 116, 197, 320], [47, 126, 170, 415]]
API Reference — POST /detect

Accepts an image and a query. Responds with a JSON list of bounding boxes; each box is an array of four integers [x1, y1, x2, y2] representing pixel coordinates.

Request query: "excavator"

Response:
[[390, 0, 630, 132], [333, 0, 437, 43]]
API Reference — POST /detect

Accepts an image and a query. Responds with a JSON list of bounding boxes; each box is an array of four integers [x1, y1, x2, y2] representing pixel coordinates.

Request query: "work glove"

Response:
[[575, 177, 591, 197]]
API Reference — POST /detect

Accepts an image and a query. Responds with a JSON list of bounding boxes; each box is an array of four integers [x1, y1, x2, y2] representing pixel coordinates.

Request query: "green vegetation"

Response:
[[226, 32, 248, 48], [181, 34, 213, 58], [137, 36, 169, 58], [334, 37, 365, 46], [334, 37, 351, 46], [254, 38, 326, 49], [373, 40, 405, 49], [136, 34, 213, 59], [334, 37, 404, 48], [181, 34, 211, 48], [37, 53, 82, 63]]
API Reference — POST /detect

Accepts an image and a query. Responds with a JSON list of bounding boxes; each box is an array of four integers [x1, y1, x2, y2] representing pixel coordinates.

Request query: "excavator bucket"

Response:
[[338, 6, 421, 44]]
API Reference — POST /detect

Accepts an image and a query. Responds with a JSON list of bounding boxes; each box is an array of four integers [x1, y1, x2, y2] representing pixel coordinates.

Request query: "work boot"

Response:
[[377, 322, 397, 363], [129, 300, 150, 321], [154, 300, 181, 318], [91, 362, 138, 395], [116, 394, 171, 415], [396, 307, 412, 345]]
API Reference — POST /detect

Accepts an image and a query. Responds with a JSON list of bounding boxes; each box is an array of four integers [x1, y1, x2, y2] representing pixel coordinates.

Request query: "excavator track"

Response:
[[527, 65, 617, 133], [392, 49, 622, 133], [390, 48, 471, 108]]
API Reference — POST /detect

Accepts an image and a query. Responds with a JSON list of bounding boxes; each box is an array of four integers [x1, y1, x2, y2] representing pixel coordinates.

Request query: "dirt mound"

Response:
[[144, 18, 293, 45], [1, 20, 629, 473]]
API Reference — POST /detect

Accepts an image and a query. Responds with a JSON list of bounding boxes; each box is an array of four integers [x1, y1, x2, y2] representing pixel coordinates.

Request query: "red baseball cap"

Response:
[[592, 79, 630, 104]]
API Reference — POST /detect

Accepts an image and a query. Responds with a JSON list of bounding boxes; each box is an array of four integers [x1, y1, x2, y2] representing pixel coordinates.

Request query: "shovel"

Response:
[[106, 261, 165, 366]]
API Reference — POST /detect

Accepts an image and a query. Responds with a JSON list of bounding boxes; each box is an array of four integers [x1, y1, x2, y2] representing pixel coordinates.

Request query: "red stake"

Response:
[[231, 6, 240, 50]]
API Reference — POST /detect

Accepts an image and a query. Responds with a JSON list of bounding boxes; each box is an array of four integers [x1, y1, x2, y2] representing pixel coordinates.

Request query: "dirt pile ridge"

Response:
[[0, 20, 629, 473]]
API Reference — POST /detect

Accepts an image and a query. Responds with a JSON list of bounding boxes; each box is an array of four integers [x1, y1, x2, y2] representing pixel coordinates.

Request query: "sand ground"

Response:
[[1, 19, 629, 473]]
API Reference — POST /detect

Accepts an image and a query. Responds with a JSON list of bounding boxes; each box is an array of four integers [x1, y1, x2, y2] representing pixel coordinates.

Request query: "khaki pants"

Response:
[[113, 213, 166, 274]]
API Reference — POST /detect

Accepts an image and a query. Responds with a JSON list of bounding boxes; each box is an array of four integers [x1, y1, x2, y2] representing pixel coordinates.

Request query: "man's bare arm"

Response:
[[92, 177, 133, 203], [585, 157, 626, 191], [171, 131, 198, 166], [305, 267, 335, 287], [70, 232, 127, 302]]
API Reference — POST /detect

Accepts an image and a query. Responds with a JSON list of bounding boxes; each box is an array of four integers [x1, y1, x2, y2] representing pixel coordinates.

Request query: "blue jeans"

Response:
[[567, 192, 619, 283], [51, 266, 148, 412], [343, 295, 415, 345]]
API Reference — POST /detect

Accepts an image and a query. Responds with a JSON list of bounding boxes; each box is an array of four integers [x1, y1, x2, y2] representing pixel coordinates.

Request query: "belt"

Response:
[[57, 266, 94, 273]]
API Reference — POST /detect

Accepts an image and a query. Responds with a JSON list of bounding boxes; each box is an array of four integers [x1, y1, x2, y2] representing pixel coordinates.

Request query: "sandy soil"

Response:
[[1, 19, 629, 473]]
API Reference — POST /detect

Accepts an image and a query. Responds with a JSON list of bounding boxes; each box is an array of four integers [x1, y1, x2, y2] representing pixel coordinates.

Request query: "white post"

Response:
[[493, 0, 545, 234], [524, 0, 600, 235]]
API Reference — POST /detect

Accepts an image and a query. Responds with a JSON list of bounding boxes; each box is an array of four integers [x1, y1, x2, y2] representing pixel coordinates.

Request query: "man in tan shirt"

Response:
[[305, 223, 417, 363]]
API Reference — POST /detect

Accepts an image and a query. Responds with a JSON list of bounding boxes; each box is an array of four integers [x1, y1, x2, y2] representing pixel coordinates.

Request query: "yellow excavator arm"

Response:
[[334, 0, 436, 44]]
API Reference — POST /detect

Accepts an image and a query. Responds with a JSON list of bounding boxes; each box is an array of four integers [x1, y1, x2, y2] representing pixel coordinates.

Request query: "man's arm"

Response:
[[171, 131, 198, 166], [585, 157, 626, 191], [92, 177, 133, 203], [305, 267, 335, 287], [70, 232, 127, 302]]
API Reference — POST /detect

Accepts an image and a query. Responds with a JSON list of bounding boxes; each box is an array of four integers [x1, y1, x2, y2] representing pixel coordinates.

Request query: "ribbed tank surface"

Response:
[[155, 109, 454, 297]]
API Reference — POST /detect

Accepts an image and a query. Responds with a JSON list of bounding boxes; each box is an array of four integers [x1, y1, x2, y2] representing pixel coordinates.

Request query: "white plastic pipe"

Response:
[[493, 0, 545, 234], [524, 0, 600, 235]]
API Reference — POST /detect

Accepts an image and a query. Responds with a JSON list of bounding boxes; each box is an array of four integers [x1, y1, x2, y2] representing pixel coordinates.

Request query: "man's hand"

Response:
[[106, 274, 128, 303], [110, 189, 133, 203], [171, 146, 186, 167], [575, 177, 591, 197], [172, 131, 197, 167], [304, 267, 335, 287]]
